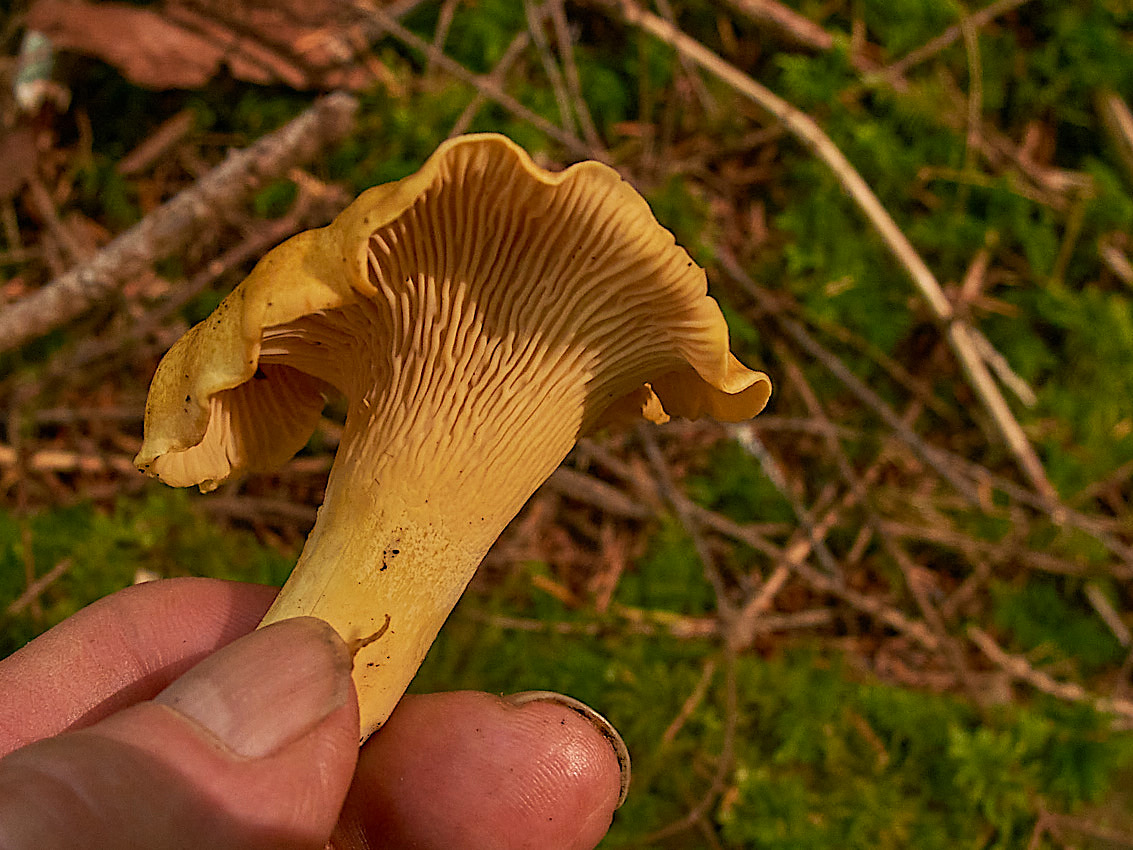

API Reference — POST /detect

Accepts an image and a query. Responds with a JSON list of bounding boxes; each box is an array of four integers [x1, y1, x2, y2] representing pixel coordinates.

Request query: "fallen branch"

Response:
[[779, 347, 981, 693], [722, 0, 835, 53], [0, 445, 136, 475], [721, 254, 981, 502], [0, 92, 358, 354], [968, 626, 1133, 722], [5, 558, 71, 617], [26, 180, 346, 395]]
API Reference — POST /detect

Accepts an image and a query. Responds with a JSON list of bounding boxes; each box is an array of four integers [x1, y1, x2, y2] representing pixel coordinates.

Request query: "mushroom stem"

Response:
[[259, 479, 500, 738], [259, 343, 588, 738]]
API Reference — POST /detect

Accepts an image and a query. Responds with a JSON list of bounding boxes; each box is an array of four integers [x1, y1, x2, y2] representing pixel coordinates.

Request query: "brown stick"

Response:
[[548, 0, 603, 150], [6, 558, 71, 616], [968, 626, 1133, 721], [361, 3, 597, 160], [639, 424, 737, 620], [722, 0, 835, 54], [880, 0, 1036, 80], [0, 93, 358, 354], [449, 30, 532, 137]]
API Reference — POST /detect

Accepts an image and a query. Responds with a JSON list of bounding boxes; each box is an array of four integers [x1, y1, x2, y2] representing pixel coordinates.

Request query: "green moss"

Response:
[[0, 490, 295, 657], [992, 577, 1125, 673], [251, 179, 299, 219]]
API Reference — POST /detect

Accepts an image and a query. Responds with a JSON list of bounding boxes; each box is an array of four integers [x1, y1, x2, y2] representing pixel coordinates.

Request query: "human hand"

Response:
[[0, 577, 627, 849]]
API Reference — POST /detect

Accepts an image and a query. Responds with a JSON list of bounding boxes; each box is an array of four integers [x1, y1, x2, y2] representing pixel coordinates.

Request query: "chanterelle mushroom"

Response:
[[135, 134, 771, 739]]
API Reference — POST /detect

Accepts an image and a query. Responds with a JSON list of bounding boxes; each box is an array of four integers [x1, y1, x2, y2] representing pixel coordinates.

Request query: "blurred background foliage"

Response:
[[1, 0, 1132, 846]]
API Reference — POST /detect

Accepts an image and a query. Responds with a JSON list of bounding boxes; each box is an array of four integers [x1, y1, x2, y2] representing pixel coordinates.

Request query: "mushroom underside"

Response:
[[137, 134, 771, 738]]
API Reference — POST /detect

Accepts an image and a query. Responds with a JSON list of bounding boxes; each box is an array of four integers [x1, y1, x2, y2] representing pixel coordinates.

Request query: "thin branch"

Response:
[[45, 185, 343, 387], [643, 646, 739, 843], [544, 466, 654, 520], [728, 422, 845, 577], [427, 0, 460, 76], [0, 93, 359, 354], [1042, 811, 1133, 850], [468, 606, 832, 639], [721, 253, 981, 502], [968, 626, 1133, 722], [881, 519, 1092, 576], [548, 0, 603, 149], [660, 657, 718, 745], [6, 558, 71, 616], [360, 3, 598, 160], [1099, 233, 1133, 287], [1084, 583, 1132, 648], [1097, 90, 1133, 188], [730, 563, 790, 651], [722, 0, 834, 52], [449, 29, 532, 136], [776, 348, 979, 692], [970, 327, 1037, 407], [958, 3, 984, 173], [639, 424, 736, 620], [880, 0, 1035, 80], [735, 258, 1132, 577], [524, 0, 579, 135]]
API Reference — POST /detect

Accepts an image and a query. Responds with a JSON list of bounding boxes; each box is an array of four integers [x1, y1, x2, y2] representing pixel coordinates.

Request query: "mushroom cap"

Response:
[[135, 134, 770, 490]]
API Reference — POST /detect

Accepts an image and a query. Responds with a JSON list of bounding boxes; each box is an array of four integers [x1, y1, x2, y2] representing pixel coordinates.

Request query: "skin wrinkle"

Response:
[[0, 580, 276, 755], [0, 740, 111, 841]]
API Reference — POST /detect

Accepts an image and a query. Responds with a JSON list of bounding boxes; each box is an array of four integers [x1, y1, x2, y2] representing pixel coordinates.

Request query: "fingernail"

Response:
[[506, 690, 631, 808], [156, 617, 352, 759]]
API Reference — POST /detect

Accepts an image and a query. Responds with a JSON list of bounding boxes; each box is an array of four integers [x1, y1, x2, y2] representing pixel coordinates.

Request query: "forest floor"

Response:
[[2, 0, 1133, 846]]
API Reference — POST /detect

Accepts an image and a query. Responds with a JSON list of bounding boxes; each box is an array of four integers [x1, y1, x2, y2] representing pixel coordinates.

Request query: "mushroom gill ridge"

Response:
[[260, 142, 711, 513]]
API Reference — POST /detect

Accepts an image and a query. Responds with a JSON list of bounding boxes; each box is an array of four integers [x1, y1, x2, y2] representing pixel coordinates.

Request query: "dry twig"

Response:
[[722, 0, 834, 52], [968, 626, 1133, 723], [450, 29, 532, 136], [880, 0, 1036, 80], [359, 3, 598, 160], [5, 558, 71, 617]]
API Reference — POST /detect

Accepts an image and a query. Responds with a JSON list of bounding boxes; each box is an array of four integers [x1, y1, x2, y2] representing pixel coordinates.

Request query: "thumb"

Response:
[[0, 617, 359, 850]]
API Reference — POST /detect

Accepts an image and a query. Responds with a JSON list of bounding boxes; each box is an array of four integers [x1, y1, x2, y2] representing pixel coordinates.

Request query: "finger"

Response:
[[0, 577, 277, 754], [0, 618, 359, 850], [332, 690, 626, 850]]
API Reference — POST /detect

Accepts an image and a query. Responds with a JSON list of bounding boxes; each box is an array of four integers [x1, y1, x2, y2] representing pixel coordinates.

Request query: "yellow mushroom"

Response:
[[135, 134, 771, 740]]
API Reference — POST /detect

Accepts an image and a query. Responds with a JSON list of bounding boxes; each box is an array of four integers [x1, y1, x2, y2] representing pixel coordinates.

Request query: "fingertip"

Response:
[[338, 691, 625, 850], [503, 691, 630, 809]]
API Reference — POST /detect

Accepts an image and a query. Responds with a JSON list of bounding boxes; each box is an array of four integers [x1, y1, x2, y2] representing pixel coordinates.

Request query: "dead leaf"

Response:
[[0, 127, 40, 202], [27, 0, 374, 91]]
